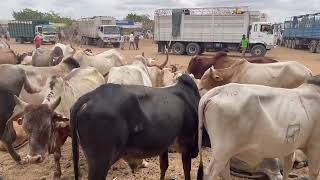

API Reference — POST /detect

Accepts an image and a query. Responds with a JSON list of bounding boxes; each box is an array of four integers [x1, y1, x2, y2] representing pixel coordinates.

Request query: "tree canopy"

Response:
[[12, 8, 73, 25], [125, 13, 151, 23]]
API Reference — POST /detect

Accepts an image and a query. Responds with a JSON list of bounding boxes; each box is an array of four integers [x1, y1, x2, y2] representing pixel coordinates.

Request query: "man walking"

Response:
[[129, 32, 135, 50], [240, 34, 249, 58], [134, 33, 140, 50]]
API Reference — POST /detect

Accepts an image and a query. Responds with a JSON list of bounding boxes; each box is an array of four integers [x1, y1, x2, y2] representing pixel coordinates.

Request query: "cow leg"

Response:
[[1, 123, 21, 163], [53, 148, 62, 180], [282, 153, 294, 180], [159, 150, 169, 180], [181, 151, 192, 180], [87, 154, 112, 180], [219, 161, 231, 180], [306, 148, 320, 180]]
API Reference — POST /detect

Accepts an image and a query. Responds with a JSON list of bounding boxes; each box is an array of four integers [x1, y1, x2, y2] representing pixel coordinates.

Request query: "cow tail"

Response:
[[197, 99, 206, 180], [70, 97, 88, 180]]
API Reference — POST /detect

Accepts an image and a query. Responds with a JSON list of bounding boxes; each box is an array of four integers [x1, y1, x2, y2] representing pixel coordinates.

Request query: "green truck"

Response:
[[8, 20, 58, 44]]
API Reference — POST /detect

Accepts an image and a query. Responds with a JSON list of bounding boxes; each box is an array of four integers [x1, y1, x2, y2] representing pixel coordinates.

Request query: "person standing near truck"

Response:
[[119, 34, 125, 50], [240, 34, 249, 57], [34, 33, 41, 48]]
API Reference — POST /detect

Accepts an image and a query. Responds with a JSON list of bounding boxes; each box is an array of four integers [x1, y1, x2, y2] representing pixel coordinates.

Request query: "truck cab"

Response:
[[96, 25, 121, 47], [249, 22, 276, 55], [35, 24, 58, 44]]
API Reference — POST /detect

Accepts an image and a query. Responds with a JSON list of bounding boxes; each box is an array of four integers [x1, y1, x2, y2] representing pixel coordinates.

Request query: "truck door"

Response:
[[35, 26, 43, 34], [249, 23, 275, 47]]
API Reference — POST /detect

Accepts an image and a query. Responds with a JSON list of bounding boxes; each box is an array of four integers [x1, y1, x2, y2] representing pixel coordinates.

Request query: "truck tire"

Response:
[[291, 40, 296, 49], [250, 45, 266, 57], [288, 40, 293, 49], [186, 43, 201, 56], [172, 42, 185, 55], [113, 42, 120, 48], [309, 40, 317, 53], [284, 40, 288, 48], [19, 38, 24, 44], [97, 39, 105, 48], [316, 41, 320, 53]]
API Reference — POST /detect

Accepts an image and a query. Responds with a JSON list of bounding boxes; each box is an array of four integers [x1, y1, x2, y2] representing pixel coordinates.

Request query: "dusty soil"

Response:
[[0, 39, 318, 180]]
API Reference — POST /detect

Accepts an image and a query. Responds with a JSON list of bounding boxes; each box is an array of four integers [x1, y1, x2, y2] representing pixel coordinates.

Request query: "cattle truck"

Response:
[[8, 20, 58, 44], [78, 16, 121, 48], [283, 13, 320, 53], [154, 7, 276, 56]]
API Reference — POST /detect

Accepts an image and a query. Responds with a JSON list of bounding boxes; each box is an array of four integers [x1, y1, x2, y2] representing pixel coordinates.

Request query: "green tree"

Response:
[[125, 13, 150, 22], [12, 8, 73, 25]]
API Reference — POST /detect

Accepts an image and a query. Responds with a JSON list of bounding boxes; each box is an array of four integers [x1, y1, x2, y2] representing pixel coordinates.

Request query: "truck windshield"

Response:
[[261, 25, 273, 34], [103, 26, 120, 34], [43, 25, 57, 34]]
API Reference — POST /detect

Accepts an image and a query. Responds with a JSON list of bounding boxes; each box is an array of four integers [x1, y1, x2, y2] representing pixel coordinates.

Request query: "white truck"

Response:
[[78, 16, 121, 48], [154, 7, 276, 56]]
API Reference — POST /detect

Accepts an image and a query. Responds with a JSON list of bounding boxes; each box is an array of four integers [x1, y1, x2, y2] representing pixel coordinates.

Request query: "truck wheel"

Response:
[[186, 43, 201, 56], [172, 42, 185, 55], [309, 40, 317, 53], [250, 45, 266, 57], [97, 39, 104, 48], [284, 40, 288, 48], [316, 41, 320, 53], [19, 38, 24, 44], [113, 43, 120, 48], [291, 40, 296, 49]]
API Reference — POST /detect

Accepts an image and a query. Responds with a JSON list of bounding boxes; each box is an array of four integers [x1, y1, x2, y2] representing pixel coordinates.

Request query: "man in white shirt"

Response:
[[120, 34, 125, 50], [129, 32, 135, 50]]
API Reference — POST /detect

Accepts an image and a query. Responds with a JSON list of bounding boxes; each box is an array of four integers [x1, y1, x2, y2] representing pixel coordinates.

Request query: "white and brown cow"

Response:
[[11, 67, 105, 179], [198, 76, 320, 180], [200, 58, 312, 91]]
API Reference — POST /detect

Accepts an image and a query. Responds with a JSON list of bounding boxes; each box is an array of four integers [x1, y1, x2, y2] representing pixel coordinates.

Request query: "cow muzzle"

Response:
[[22, 154, 45, 164]]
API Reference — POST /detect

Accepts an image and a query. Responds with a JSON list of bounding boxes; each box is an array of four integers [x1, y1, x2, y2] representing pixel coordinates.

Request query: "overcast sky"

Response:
[[0, 0, 320, 22]]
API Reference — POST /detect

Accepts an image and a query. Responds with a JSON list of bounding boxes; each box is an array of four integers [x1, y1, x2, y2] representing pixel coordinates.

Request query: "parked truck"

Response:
[[78, 16, 121, 48], [154, 7, 276, 56], [8, 20, 58, 44], [283, 13, 320, 53]]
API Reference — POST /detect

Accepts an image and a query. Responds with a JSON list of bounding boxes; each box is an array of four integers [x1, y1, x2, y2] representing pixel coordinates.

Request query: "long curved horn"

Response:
[[142, 52, 145, 57], [147, 50, 169, 70], [48, 97, 61, 111]]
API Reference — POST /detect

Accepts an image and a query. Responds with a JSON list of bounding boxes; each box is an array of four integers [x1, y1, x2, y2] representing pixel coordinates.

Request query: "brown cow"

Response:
[[0, 48, 17, 64], [187, 52, 278, 79]]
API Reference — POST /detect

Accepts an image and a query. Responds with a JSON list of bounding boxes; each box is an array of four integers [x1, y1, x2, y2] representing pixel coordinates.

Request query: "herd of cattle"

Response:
[[0, 39, 318, 180]]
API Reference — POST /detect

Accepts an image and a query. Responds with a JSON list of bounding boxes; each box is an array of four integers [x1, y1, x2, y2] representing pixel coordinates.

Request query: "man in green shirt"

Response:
[[240, 34, 249, 57]]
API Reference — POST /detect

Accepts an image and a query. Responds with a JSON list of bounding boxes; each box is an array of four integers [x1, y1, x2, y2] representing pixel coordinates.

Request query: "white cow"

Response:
[[107, 52, 168, 87], [71, 49, 126, 79], [198, 76, 320, 180]]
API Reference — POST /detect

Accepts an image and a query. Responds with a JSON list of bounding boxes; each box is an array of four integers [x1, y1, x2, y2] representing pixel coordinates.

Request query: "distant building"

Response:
[[0, 20, 9, 35]]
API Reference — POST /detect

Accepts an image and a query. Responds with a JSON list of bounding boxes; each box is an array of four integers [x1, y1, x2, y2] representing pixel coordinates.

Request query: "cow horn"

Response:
[[48, 97, 61, 111], [147, 50, 169, 69], [70, 44, 76, 55], [6, 96, 29, 125], [142, 52, 145, 57]]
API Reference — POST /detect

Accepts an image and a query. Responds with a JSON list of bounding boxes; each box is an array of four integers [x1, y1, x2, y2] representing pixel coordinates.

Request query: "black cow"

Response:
[[0, 89, 20, 163], [71, 74, 200, 180]]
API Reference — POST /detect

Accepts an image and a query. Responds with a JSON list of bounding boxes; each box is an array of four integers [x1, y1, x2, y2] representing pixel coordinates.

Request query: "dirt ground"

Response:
[[0, 39, 318, 180]]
